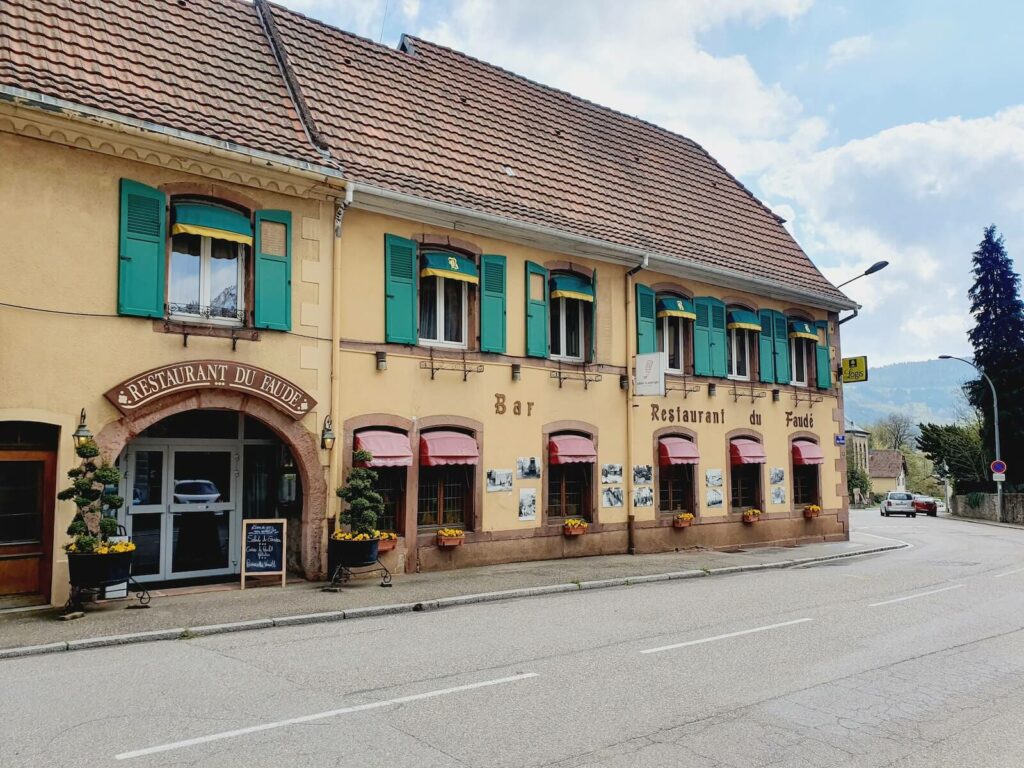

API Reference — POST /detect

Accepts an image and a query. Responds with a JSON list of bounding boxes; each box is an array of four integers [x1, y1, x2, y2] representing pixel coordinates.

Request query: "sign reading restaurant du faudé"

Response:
[[105, 360, 316, 420]]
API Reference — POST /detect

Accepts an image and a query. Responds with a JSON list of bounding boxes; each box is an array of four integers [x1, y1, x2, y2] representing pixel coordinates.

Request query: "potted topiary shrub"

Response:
[[329, 449, 385, 579], [57, 438, 135, 607]]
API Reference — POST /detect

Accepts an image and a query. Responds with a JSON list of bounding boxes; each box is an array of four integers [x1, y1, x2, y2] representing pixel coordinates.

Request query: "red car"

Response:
[[912, 495, 938, 516]]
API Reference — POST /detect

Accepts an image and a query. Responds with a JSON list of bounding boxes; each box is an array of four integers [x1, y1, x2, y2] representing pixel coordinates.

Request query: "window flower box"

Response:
[[673, 512, 695, 529], [436, 528, 465, 548], [377, 532, 398, 552], [742, 509, 761, 524], [563, 518, 589, 536], [803, 505, 821, 519]]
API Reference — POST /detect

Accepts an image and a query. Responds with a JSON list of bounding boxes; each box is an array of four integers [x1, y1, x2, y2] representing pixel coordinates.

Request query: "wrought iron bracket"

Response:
[[790, 390, 824, 405], [420, 349, 484, 381], [730, 381, 767, 403], [550, 361, 603, 389], [666, 378, 701, 398]]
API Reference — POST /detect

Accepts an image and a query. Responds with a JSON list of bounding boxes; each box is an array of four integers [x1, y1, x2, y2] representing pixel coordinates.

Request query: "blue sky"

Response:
[[280, 0, 1024, 366]]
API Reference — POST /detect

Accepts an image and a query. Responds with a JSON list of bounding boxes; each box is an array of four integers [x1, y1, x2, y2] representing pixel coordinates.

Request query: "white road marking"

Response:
[[640, 618, 813, 655], [868, 584, 964, 607], [994, 566, 1024, 579], [853, 531, 915, 549], [115, 672, 538, 760]]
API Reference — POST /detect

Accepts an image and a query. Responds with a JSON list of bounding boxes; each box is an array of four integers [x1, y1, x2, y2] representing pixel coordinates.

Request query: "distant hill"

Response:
[[843, 359, 971, 426]]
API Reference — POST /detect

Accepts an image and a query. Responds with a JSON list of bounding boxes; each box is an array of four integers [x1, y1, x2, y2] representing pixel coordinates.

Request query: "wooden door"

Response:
[[0, 451, 56, 599]]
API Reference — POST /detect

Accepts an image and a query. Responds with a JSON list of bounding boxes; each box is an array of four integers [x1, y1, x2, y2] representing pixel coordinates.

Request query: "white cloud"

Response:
[[826, 34, 873, 68], [761, 108, 1024, 364], [415, 0, 818, 175]]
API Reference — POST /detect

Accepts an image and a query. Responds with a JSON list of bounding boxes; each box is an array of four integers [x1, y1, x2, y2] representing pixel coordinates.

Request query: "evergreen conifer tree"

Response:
[[966, 225, 1024, 487]]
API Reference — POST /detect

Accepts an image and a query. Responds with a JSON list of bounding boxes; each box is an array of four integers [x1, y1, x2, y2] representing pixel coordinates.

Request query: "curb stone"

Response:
[[0, 543, 907, 661]]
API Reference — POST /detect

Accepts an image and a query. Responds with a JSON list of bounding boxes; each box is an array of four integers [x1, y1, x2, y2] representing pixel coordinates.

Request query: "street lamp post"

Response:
[[836, 260, 889, 289], [939, 355, 1002, 519]]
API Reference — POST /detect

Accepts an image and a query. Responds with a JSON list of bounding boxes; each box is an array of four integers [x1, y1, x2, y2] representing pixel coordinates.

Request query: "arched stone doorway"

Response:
[[96, 388, 326, 580]]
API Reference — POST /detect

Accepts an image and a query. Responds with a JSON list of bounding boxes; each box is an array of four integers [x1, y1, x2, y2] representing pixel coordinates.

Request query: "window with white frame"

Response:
[[419, 274, 467, 348], [169, 233, 245, 324], [550, 297, 586, 362], [658, 315, 686, 372], [727, 328, 751, 380], [790, 337, 813, 386]]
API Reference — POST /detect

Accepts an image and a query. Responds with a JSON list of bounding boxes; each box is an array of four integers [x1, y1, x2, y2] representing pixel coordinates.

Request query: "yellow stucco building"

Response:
[[0, 0, 856, 607]]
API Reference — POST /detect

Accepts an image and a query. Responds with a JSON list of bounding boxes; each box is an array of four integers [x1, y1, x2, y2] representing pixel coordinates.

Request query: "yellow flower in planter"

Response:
[[564, 518, 589, 529], [674, 512, 695, 522], [804, 505, 821, 514], [437, 528, 464, 538], [743, 508, 761, 518]]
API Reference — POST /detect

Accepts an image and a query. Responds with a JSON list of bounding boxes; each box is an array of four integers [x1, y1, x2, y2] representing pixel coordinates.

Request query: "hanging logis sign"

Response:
[[105, 360, 316, 420]]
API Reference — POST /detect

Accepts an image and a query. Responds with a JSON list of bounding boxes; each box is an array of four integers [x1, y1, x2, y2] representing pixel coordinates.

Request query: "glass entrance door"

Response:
[[126, 445, 239, 581], [168, 448, 236, 577]]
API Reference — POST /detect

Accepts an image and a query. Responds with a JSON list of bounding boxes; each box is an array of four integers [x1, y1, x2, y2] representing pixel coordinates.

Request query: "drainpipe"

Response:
[[624, 255, 649, 554], [326, 181, 355, 571]]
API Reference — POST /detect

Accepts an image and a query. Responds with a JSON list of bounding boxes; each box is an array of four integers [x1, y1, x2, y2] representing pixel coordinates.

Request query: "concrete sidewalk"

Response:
[[0, 533, 905, 658]]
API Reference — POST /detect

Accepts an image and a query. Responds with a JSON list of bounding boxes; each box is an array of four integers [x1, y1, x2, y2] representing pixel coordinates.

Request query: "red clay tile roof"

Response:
[[0, 0, 326, 165], [870, 450, 906, 479], [267, 3, 849, 305]]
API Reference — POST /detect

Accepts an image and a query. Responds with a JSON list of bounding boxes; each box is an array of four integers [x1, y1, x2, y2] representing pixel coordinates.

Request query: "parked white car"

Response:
[[173, 479, 221, 504], [881, 491, 916, 517]]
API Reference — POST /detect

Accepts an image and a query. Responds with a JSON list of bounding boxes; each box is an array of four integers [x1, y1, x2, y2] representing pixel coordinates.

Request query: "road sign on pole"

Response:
[[991, 459, 1007, 474], [993, 472, 1006, 482]]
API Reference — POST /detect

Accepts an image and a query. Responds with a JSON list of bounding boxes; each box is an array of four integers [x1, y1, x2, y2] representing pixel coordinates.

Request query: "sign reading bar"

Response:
[[241, 518, 287, 588], [105, 361, 316, 420], [842, 356, 868, 383]]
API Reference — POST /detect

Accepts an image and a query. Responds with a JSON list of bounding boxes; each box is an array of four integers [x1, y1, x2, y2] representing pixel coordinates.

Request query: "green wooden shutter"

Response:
[[774, 313, 791, 385], [635, 284, 657, 355], [758, 309, 775, 383], [588, 269, 597, 362], [709, 300, 728, 377], [693, 298, 712, 376], [525, 261, 549, 358], [384, 234, 418, 344], [118, 179, 166, 318], [479, 254, 506, 353], [254, 210, 292, 331], [815, 320, 832, 389]]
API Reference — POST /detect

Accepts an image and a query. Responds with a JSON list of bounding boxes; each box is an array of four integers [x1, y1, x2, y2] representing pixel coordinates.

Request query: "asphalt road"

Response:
[[4, 509, 1024, 768]]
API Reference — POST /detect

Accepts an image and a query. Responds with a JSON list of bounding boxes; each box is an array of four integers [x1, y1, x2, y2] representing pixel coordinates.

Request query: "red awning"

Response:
[[549, 434, 597, 464], [419, 430, 479, 466], [354, 430, 413, 467], [730, 439, 766, 465], [792, 441, 825, 465], [659, 436, 700, 466]]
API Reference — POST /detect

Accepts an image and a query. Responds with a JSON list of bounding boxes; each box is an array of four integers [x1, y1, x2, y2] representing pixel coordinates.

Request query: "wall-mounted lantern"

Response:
[[375, 351, 387, 371], [511, 363, 522, 382], [71, 408, 93, 449], [708, 383, 717, 397], [321, 415, 337, 451]]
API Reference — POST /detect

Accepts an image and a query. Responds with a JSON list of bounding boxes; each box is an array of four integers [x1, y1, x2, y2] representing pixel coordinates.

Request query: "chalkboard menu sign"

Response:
[[241, 518, 287, 588]]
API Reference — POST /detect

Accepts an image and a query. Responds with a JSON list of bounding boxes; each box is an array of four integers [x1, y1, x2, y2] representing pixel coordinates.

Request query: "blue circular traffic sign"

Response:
[[991, 459, 1007, 474]]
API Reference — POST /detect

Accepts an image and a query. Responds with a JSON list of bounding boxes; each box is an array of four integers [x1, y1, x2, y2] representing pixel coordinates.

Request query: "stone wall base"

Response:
[[952, 494, 1024, 524]]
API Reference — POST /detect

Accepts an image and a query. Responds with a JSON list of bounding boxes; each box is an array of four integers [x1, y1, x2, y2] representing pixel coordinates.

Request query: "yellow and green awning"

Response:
[[420, 252, 479, 283], [727, 309, 761, 331], [549, 273, 594, 302], [789, 320, 819, 341], [656, 296, 696, 320], [171, 203, 253, 246]]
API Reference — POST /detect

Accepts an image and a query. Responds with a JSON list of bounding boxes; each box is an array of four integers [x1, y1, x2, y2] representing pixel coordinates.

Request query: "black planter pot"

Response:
[[328, 538, 380, 575], [67, 551, 134, 588]]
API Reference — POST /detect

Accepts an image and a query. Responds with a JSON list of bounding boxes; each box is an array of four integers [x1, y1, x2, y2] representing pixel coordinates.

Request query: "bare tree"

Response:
[[870, 413, 916, 450]]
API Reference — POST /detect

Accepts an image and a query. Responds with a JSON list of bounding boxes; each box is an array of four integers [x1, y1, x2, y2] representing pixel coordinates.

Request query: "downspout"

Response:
[[624, 255, 649, 554], [326, 181, 355, 572]]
